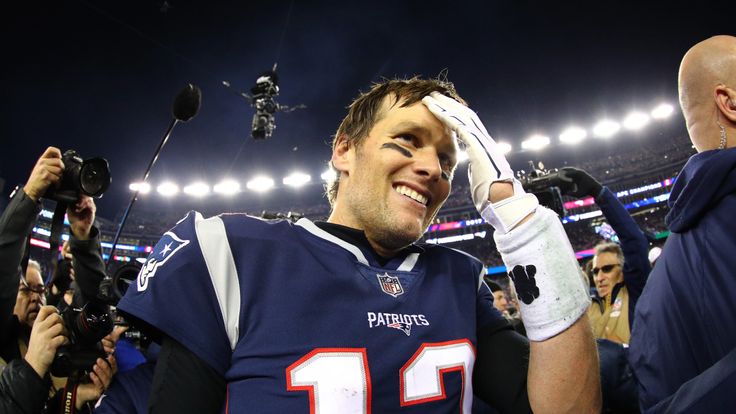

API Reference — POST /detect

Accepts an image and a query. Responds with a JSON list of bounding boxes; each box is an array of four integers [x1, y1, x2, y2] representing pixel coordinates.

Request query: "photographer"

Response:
[[0, 147, 115, 413], [1, 305, 67, 414]]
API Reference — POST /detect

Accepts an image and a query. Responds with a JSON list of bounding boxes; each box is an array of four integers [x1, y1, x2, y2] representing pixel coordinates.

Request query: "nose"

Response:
[[412, 148, 443, 180]]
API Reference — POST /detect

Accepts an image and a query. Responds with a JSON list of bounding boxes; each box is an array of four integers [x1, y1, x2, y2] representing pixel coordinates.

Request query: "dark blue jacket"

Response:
[[629, 147, 736, 413]]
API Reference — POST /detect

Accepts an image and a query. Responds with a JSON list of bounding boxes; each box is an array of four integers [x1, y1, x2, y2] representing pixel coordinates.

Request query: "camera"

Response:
[[250, 71, 280, 140], [44, 150, 111, 204], [519, 161, 572, 217], [50, 301, 113, 377], [98, 262, 140, 306]]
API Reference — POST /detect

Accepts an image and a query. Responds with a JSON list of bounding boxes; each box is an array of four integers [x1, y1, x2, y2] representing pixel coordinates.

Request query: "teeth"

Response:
[[395, 185, 428, 205]]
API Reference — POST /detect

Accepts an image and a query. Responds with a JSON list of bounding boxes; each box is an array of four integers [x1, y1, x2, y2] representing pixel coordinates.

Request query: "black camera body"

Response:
[[50, 302, 113, 377], [250, 72, 280, 140], [519, 165, 570, 217], [44, 150, 111, 204]]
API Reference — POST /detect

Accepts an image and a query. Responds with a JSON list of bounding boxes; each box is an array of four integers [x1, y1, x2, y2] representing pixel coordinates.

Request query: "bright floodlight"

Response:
[[521, 134, 550, 150], [651, 103, 674, 119], [320, 169, 337, 182], [497, 142, 513, 155], [456, 150, 469, 163], [246, 176, 275, 193], [283, 172, 312, 188], [129, 182, 151, 194], [623, 111, 650, 130], [559, 126, 587, 145], [157, 182, 179, 197], [593, 120, 621, 138], [183, 182, 210, 197], [213, 179, 241, 195]]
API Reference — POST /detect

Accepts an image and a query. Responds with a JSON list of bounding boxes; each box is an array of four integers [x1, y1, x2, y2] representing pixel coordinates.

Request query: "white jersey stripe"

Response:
[[194, 213, 241, 350], [397, 253, 420, 272], [295, 218, 370, 266]]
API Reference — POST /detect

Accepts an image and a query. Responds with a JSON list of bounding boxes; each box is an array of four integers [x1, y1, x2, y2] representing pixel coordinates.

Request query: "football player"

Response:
[[118, 78, 600, 413]]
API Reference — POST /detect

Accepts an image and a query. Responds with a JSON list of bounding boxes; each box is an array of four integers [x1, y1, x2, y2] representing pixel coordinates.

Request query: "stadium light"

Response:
[[213, 179, 241, 195], [623, 111, 650, 130], [246, 176, 275, 193], [183, 182, 210, 197], [157, 182, 179, 197], [521, 134, 550, 150], [651, 103, 674, 119], [559, 126, 587, 145], [497, 142, 513, 155], [593, 120, 620, 138], [129, 182, 151, 194], [320, 169, 337, 182], [283, 172, 312, 188]]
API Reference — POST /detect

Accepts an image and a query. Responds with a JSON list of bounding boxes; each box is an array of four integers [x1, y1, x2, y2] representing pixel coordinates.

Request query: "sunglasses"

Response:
[[592, 264, 620, 275], [20, 277, 47, 295]]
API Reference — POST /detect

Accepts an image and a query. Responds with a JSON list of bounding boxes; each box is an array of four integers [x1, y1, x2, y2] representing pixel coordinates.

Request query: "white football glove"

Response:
[[422, 92, 537, 234]]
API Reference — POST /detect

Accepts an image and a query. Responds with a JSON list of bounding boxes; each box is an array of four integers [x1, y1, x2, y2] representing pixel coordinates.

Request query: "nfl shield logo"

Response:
[[377, 273, 404, 297]]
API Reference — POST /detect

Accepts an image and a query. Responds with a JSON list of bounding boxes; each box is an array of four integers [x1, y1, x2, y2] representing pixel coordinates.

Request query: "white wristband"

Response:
[[480, 189, 539, 234], [494, 207, 590, 341]]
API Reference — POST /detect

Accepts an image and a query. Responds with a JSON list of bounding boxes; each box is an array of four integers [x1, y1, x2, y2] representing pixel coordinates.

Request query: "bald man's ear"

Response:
[[331, 134, 352, 174], [715, 85, 736, 123]]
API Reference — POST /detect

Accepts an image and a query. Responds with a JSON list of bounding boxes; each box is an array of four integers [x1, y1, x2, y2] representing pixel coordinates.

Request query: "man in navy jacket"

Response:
[[629, 35, 736, 413]]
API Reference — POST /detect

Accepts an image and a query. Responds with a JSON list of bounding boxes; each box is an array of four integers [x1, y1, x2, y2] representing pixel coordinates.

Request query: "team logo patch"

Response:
[[367, 312, 429, 337], [137, 231, 190, 292], [377, 273, 404, 297]]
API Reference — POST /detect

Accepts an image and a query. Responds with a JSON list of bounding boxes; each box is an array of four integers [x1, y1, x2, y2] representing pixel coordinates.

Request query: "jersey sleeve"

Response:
[[116, 211, 234, 375]]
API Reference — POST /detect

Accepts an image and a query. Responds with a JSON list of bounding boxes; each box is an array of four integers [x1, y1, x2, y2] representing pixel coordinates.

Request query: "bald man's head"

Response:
[[679, 35, 736, 151]]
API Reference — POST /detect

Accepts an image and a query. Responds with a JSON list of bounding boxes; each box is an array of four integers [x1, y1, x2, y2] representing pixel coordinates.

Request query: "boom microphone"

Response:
[[173, 84, 202, 122], [107, 84, 202, 267]]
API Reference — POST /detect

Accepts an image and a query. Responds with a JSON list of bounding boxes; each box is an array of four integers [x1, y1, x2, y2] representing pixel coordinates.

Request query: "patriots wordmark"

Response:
[[367, 312, 430, 336]]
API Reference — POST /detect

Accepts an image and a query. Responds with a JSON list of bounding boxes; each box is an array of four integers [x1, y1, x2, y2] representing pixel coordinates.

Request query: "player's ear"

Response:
[[331, 134, 353, 174]]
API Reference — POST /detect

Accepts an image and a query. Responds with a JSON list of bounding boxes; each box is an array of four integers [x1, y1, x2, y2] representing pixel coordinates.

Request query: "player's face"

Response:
[[592, 252, 623, 298], [14, 267, 46, 328], [337, 97, 457, 254]]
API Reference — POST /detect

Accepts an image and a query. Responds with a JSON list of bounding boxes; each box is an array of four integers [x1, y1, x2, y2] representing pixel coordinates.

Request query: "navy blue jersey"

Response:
[[118, 212, 505, 413]]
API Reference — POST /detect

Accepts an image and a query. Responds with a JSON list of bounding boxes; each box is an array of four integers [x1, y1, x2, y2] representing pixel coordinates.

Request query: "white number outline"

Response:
[[286, 339, 475, 413], [285, 348, 372, 414]]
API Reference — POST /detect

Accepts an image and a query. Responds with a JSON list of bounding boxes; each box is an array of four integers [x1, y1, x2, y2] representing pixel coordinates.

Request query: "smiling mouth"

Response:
[[394, 185, 428, 205]]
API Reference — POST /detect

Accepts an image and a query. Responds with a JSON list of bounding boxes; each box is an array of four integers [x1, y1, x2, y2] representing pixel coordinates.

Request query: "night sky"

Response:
[[2, 0, 733, 219]]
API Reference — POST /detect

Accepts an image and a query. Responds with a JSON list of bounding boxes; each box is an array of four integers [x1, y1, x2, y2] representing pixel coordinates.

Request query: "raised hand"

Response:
[[23, 146, 65, 202]]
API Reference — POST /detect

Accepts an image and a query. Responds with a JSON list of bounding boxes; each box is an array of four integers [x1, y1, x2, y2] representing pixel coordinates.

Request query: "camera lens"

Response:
[[79, 158, 111, 197]]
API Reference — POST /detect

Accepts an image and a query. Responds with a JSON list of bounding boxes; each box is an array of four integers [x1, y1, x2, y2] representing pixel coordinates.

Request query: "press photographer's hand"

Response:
[[24, 306, 68, 378], [23, 146, 65, 202], [67, 196, 96, 240]]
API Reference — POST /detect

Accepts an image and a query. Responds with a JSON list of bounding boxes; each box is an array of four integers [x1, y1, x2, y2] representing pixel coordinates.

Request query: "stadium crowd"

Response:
[[2, 34, 735, 414]]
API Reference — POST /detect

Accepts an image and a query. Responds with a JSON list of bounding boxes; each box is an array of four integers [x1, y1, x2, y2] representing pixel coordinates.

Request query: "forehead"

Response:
[[594, 252, 619, 266], [24, 268, 43, 284], [374, 96, 457, 149]]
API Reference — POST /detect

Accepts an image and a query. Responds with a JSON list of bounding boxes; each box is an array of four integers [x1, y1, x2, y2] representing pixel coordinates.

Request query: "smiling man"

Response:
[[119, 77, 600, 413]]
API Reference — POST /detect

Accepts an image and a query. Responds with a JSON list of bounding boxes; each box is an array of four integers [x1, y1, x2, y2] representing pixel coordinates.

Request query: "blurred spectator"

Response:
[[630, 35, 736, 412], [558, 167, 650, 344]]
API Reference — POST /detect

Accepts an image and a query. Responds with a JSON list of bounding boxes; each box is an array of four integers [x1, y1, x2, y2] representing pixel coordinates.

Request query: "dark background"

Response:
[[2, 0, 733, 219]]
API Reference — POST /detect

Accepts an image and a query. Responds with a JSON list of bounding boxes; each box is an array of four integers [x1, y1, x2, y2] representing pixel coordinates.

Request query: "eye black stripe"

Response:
[[381, 143, 412, 158]]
